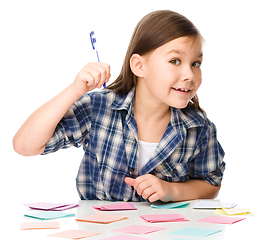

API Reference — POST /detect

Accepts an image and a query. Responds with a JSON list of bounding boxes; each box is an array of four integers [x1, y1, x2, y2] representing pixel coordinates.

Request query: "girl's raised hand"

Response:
[[71, 62, 111, 97]]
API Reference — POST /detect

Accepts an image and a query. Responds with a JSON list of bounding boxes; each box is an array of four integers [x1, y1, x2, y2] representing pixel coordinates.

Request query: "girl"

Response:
[[13, 10, 225, 202]]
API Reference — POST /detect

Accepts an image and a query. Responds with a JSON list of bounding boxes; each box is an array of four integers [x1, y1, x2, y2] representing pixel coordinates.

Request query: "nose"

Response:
[[182, 66, 195, 82]]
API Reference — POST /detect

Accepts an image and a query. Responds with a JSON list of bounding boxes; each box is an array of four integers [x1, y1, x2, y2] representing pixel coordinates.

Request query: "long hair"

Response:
[[107, 10, 204, 113]]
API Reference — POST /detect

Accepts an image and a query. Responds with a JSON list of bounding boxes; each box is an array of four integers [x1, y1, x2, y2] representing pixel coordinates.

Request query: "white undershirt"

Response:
[[138, 140, 158, 171]]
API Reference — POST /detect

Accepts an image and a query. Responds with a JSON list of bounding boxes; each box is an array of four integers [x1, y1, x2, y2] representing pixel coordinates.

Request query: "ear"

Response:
[[130, 54, 144, 78]]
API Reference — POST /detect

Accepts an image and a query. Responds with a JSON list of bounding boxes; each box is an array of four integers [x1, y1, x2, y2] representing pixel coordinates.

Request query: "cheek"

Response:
[[196, 77, 202, 90]]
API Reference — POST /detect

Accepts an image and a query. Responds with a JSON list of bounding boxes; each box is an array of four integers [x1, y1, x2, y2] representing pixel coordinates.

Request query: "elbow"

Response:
[[206, 184, 221, 199], [13, 133, 29, 156], [13, 133, 44, 156], [213, 184, 221, 199]]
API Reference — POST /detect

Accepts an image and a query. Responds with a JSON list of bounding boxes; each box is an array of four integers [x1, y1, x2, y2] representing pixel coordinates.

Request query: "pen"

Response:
[[89, 31, 106, 88]]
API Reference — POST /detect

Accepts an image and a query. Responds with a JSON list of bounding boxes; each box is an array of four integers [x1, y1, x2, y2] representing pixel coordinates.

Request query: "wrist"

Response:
[[168, 182, 181, 201], [68, 83, 85, 100]]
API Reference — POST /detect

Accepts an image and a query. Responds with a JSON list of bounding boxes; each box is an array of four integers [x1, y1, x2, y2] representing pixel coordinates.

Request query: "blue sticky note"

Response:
[[169, 227, 222, 237], [151, 201, 189, 209], [24, 211, 75, 220]]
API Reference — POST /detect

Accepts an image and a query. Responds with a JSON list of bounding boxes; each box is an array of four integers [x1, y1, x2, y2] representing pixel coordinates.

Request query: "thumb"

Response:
[[124, 177, 135, 186]]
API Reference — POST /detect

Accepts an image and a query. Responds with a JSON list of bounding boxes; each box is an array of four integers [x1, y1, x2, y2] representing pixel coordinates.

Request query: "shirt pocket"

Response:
[[153, 161, 190, 182]]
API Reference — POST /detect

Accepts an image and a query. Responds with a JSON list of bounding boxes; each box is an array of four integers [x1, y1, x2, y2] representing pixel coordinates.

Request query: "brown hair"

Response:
[[108, 10, 204, 113]]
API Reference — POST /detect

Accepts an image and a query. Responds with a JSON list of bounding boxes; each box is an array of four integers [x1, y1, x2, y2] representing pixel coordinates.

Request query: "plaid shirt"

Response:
[[43, 88, 225, 201]]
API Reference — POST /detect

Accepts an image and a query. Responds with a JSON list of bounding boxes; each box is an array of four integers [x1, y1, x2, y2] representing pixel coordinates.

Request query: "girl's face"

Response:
[[139, 36, 203, 109]]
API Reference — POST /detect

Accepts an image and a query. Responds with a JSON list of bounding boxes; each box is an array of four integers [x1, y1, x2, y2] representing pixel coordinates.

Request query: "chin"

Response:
[[171, 102, 188, 109]]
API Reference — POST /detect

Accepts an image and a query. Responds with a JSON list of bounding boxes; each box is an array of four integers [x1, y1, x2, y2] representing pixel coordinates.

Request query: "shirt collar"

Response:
[[109, 87, 135, 111], [171, 106, 205, 130]]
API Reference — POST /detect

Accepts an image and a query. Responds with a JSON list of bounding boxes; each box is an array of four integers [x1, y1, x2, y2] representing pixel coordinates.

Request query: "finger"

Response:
[[124, 177, 135, 186], [83, 62, 111, 88], [86, 67, 103, 87], [148, 192, 160, 203], [81, 64, 105, 86], [83, 72, 96, 87], [95, 63, 111, 88], [136, 179, 152, 196], [133, 175, 150, 190], [95, 66, 109, 88]]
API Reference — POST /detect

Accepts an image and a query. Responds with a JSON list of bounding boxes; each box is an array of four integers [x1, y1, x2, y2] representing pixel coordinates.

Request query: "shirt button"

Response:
[[173, 169, 177, 175], [128, 167, 134, 176]]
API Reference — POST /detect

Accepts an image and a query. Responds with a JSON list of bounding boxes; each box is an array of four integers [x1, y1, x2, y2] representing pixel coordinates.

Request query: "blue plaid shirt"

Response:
[[42, 88, 225, 201]]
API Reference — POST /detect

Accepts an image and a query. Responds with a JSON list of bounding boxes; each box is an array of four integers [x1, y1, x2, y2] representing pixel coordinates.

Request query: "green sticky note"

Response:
[[24, 211, 75, 220], [151, 201, 189, 209], [169, 227, 222, 237]]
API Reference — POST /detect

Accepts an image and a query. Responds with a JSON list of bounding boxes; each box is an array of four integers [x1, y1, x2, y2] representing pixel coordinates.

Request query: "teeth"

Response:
[[174, 88, 190, 92]]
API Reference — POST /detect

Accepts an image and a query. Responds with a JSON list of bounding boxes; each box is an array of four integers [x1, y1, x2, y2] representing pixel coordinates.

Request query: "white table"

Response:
[[17, 200, 257, 240]]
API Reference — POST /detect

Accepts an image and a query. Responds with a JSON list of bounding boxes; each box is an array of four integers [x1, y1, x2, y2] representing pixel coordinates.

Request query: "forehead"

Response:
[[154, 36, 203, 56]]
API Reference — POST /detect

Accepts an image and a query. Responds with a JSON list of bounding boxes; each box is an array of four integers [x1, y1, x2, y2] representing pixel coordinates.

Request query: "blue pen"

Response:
[[89, 31, 106, 88]]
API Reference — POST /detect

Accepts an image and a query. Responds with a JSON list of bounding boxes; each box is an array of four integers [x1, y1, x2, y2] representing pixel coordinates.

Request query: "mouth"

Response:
[[172, 87, 192, 93]]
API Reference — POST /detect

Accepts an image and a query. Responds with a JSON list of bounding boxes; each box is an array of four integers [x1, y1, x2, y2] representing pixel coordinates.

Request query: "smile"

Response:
[[172, 87, 191, 92]]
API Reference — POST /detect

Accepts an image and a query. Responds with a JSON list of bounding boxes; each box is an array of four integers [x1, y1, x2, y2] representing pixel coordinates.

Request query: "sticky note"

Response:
[[151, 201, 189, 209], [213, 209, 228, 215], [169, 227, 222, 237], [100, 235, 151, 240], [192, 200, 237, 209], [50, 204, 79, 211], [20, 221, 59, 230], [93, 202, 137, 211], [23, 202, 79, 211], [197, 215, 246, 224], [76, 213, 128, 224], [48, 229, 101, 239], [140, 213, 189, 223], [222, 208, 251, 215], [24, 211, 75, 220], [113, 225, 165, 234], [23, 202, 67, 210]]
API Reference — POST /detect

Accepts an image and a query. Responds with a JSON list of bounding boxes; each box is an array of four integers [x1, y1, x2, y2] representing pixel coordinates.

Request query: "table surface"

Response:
[[14, 200, 257, 240]]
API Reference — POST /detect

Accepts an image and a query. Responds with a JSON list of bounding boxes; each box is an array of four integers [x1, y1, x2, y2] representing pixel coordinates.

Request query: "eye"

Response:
[[170, 59, 181, 65], [192, 61, 202, 68]]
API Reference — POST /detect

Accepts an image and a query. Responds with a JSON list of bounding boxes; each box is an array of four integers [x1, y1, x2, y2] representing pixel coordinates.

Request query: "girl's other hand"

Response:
[[71, 62, 111, 97], [125, 174, 177, 202]]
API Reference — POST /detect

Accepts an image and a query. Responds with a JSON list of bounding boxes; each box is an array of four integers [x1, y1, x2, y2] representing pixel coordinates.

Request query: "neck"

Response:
[[134, 86, 170, 122]]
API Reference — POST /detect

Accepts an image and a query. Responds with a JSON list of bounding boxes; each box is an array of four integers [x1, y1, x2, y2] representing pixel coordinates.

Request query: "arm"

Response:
[[125, 175, 220, 202], [125, 122, 224, 202], [13, 63, 110, 156]]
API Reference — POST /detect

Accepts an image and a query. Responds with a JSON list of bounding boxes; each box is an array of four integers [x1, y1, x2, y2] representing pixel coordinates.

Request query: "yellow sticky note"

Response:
[[222, 208, 251, 215], [213, 209, 226, 215]]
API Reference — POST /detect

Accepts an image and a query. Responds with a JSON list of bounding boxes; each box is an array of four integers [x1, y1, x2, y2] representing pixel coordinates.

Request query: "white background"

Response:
[[1, 0, 257, 215]]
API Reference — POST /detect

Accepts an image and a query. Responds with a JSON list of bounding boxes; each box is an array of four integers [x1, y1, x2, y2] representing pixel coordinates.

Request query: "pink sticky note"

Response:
[[21, 221, 60, 230], [51, 204, 79, 211], [141, 214, 189, 223], [22, 202, 79, 211], [197, 216, 246, 224], [113, 225, 165, 234], [76, 213, 128, 224], [100, 235, 151, 240], [93, 202, 137, 211], [23, 202, 69, 210], [48, 229, 101, 239]]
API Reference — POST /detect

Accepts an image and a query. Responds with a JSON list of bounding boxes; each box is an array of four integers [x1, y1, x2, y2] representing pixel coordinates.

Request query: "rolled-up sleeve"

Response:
[[189, 122, 226, 186], [42, 94, 92, 155]]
